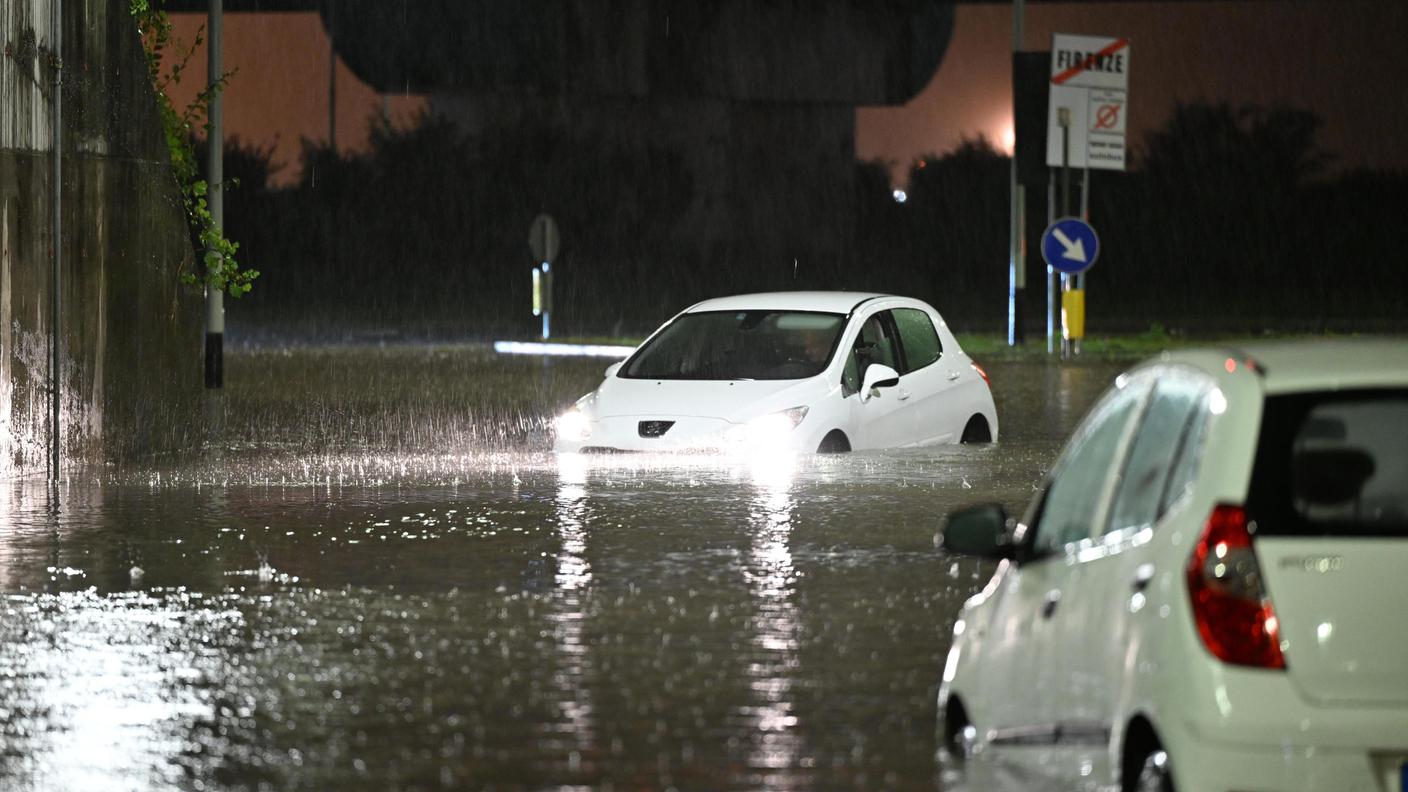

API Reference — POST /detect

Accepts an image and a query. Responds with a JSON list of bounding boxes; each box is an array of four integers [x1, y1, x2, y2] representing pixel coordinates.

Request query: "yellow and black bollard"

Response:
[[1061, 285, 1085, 358]]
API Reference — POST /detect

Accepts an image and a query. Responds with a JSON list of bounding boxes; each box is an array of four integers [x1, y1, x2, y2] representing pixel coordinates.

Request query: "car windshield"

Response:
[[622, 310, 845, 380]]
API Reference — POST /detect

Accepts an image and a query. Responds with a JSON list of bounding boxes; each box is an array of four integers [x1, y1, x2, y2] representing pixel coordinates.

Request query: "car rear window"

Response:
[[1246, 390, 1408, 538]]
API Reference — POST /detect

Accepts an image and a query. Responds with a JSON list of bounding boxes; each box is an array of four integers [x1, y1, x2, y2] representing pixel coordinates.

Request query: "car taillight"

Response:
[[1185, 504, 1285, 669], [970, 361, 990, 387]]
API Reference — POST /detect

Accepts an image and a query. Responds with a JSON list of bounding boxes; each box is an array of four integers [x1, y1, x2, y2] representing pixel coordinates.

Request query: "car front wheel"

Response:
[[816, 430, 850, 454]]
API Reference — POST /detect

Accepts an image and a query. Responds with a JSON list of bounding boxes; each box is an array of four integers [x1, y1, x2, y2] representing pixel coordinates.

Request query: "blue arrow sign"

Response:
[[1041, 217, 1100, 275]]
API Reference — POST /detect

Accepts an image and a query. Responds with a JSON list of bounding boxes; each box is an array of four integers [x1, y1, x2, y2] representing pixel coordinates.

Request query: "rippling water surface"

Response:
[[0, 346, 1122, 791]]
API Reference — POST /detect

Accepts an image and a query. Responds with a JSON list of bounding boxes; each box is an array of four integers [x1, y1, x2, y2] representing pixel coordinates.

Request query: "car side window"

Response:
[[1159, 391, 1212, 516], [891, 308, 943, 373], [1106, 376, 1206, 534], [842, 314, 899, 396], [1029, 382, 1146, 555]]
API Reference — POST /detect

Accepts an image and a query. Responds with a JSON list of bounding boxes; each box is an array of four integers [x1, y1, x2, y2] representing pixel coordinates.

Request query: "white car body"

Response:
[[553, 291, 998, 453], [938, 339, 1408, 792]]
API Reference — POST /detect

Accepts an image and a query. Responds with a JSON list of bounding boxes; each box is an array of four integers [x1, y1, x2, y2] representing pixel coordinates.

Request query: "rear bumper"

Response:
[[1159, 668, 1408, 792], [1169, 727, 1406, 792]]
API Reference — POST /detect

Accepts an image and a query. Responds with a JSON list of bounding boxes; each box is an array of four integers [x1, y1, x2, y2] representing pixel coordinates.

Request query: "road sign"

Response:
[[1041, 217, 1100, 274], [528, 213, 560, 262], [1046, 34, 1130, 171]]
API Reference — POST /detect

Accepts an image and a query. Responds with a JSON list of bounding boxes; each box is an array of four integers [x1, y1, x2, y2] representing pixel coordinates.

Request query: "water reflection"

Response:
[[552, 453, 597, 777], [0, 353, 1125, 791], [0, 591, 229, 790], [743, 456, 804, 781]]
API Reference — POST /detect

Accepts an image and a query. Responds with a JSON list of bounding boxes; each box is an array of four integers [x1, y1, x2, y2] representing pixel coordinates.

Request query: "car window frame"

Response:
[[888, 306, 945, 375], [1017, 374, 1154, 563], [1104, 369, 1216, 538], [840, 309, 902, 397]]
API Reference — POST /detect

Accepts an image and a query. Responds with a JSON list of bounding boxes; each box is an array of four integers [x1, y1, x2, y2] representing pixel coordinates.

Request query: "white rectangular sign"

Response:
[[1046, 33, 1131, 171]]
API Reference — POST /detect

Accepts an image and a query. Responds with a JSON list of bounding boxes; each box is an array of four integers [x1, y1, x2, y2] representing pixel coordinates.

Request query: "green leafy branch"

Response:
[[131, 0, 258, 297]]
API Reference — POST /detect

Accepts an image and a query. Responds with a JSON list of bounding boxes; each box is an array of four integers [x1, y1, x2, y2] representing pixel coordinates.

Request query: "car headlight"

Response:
[[555, 408, 592, 442], [729, 406, 809, 446]]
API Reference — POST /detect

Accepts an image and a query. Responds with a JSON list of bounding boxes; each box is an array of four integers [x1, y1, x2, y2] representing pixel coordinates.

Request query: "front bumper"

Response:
[[554, 414, 816, 453]]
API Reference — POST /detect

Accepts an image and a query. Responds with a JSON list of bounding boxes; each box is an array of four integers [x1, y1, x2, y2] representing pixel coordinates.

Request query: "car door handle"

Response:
[[1041, 590, 1061, 620], [947, 370, 961, 381], [1132, 562, 1155, 592]]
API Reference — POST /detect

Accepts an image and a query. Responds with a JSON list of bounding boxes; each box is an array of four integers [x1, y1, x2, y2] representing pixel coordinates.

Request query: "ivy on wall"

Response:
[[131, 0, 257, 297]]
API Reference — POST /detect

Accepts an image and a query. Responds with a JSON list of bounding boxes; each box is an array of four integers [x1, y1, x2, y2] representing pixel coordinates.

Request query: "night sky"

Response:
[[170, 2, 1408, 185], [860, 1, 1408, 181]]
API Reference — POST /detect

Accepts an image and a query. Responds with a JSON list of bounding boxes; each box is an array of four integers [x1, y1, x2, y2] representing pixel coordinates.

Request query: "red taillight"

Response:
[[970, 361, 990, 387], [1185, 505, 1285, 669]]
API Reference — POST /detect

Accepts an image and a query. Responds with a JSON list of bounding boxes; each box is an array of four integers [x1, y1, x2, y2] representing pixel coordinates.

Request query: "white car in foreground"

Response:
[[937, 339, 1408, 792], [554, 291, 997, 453]]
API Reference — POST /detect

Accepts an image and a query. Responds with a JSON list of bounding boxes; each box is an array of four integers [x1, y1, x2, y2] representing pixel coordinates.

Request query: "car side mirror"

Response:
[[938, 503, 1016, 560], [860, 363, 900, 403], [604, 361, 623, 378]]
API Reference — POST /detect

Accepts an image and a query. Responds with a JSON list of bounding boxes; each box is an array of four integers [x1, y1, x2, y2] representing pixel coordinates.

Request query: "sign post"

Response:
[[1041, 216, 1099, 358], [1047, 33, 1130, 355], [528, 214, 560, 340]]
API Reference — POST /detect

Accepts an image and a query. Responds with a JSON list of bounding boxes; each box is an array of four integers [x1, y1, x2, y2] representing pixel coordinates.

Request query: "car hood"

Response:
[[587, 376, 825, 423]]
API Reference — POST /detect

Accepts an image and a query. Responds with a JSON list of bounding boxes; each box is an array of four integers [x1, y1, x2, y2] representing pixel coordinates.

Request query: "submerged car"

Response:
[[936, 339, 1408, 792], [553, 291, 998, 453]]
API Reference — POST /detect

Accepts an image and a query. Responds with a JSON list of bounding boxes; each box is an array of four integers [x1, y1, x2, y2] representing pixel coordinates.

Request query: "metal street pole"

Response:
[[49, 0, 63, 481], [1046, 177, 1055, 354], [205, 0, 224, 388], [1058, 107, 1072, 360], [1078, 166, 1090, 356], [1006, 0, 1025, 346]]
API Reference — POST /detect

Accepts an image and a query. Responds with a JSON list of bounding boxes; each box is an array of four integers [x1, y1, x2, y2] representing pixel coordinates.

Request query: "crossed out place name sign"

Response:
[[1046, 33, 1131, 172], [1041, 217, 1100, 275]]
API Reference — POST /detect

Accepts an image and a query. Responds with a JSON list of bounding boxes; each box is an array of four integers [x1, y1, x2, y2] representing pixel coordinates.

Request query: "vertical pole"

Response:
[[204, 0, 224, 388], [1046, 177, 1055, 354], [1077, 166, 1090, 356], [1078, 166, 1091, 286], [1060, 111, 1071, 219], [328, 3, 337, 152], [49, 0, 63, 481], [541, 262, 551, 340], [1058, 108, 1072, 359], [1006, 0, 1025, 346]]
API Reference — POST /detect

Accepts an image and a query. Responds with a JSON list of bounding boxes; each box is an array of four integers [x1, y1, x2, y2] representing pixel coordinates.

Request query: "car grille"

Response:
[[638, 420, 675, 438]]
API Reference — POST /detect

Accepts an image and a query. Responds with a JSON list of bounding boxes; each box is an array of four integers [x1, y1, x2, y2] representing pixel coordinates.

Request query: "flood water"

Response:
[[0, 345, 1122, 791]]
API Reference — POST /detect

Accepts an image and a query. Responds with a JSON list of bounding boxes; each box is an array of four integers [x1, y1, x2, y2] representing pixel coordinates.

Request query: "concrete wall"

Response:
[[1, 0, 203, 476]]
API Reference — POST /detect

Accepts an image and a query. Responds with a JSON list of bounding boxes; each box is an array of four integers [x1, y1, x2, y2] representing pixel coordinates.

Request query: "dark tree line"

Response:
[[209, 101, 1408, 341]]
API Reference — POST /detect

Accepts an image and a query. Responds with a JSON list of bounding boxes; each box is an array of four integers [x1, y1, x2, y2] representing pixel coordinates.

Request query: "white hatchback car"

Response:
[[937, 339, 1408, 792], [553, 291, 998, 453]]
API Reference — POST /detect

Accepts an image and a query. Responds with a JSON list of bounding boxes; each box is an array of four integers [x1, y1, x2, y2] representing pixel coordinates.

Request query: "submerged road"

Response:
[[0, 347, 1120, 790]]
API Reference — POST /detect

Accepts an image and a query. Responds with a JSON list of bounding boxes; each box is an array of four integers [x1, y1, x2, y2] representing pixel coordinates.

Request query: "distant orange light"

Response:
[[1224, 358, 1237, 373]]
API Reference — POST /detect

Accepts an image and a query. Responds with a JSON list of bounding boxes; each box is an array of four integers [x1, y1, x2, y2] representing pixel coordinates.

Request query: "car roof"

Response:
[[683, 291, 894, 314], [1159, 338, 1408, 394]]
